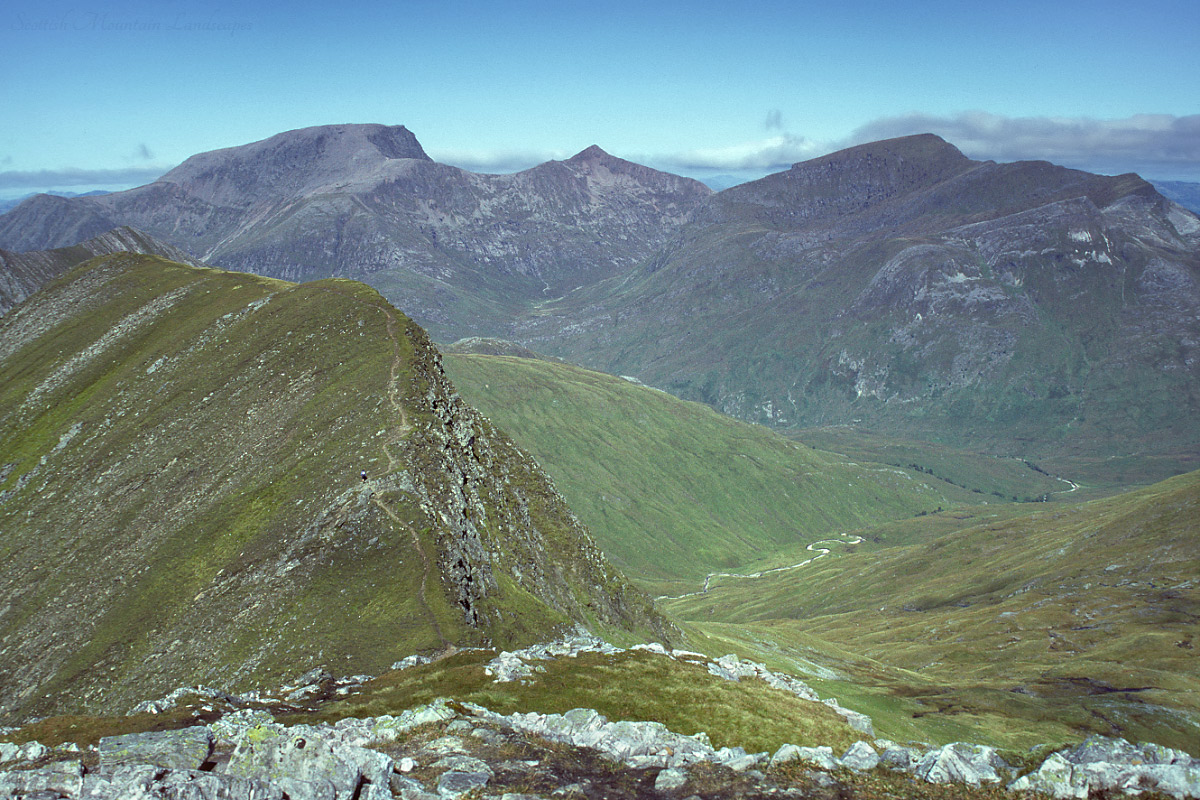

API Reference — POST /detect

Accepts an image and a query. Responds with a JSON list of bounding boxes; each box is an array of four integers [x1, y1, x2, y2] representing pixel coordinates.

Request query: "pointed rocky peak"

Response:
[[568, 145, 613, 163], [554, 145, 712, 196]]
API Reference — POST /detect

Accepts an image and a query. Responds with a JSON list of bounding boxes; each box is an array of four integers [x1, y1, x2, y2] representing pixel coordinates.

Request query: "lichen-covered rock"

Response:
[[914, 742, 1009, 785], [436, 769, 491, 797], [99, 726, 213, 771], [877, 742, 922, 771], [768, 744, 837, 770], [840, 741, 880, 772], [1011, 737, 1200, 799], [0, 759, 83, 797], [221, 723, 394, 800], [1009, 752, 1096, 799], [654, 766, 688, 791]]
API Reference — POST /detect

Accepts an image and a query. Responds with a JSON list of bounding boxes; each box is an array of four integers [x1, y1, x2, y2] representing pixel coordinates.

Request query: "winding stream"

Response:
[[657, 533, 864, 601]]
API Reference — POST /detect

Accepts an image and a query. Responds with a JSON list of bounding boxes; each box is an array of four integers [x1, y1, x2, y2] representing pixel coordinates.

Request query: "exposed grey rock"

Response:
[[914, 742, 1009, 785], [0, 759, 83, 797], [391, 655, 432, 671], [20, 742, 48, 762], [484, 629, 621, 683], [1067, 733, 1195, 767], [713, 746, 762, 772], [1008, 752, 1093, 799], [131, 685, 235, 716], [840, 741, 880, 772], [654, 766, 688, 791], [98, 726, 213, 771], [209, 709, 280, 742], [221, 722, 394, 800], [390, 773, 429, 796], [768, 744, 837, 770], [436, 769, 490, 796], [432, 754, 493, 775], [0, 741, 49, 765], [465, 704, 719, 770], [294, 668, 332, 686], [877, 743, 922, 771], [1010, 736, 1200, 799], [149, 768, 288, 800]]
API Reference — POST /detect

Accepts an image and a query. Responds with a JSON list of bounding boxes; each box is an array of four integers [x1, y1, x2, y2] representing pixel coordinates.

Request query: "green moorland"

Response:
[[0, 254, 669, 722], [664, 470, 1200, 751], [442, 348, 986, 595]]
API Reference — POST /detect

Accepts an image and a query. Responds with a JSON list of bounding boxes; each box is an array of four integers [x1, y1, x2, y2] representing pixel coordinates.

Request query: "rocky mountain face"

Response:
[[0, 124, 711, 339], [518, 135, 1200, 462], [0, 253, 672, 721], [0, 226, 204, 315]]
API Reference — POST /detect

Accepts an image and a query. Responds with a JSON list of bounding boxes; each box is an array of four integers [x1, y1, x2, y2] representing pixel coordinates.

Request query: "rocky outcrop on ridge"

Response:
[[2, 633, 1198, 799]]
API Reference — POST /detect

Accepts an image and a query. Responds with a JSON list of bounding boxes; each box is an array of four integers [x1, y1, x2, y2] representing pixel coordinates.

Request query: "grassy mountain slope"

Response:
[[794, 427, 1084, 501], [0, 254, 672, 723], [441, 345, 984, 594], [664, 471, 1200, 751]]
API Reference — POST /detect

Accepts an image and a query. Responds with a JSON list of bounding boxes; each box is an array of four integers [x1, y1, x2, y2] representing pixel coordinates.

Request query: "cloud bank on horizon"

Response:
[[4, 112, 1199, 197], [402, 112, 1200, 183]]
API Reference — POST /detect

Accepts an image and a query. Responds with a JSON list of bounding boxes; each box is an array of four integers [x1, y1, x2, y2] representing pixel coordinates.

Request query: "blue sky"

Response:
[[1, 0, 1198, 198]]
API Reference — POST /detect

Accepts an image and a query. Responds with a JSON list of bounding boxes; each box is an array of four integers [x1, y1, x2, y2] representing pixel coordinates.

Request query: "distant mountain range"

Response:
[[0, 190, 110, 216], [0, 124, 710, 339], [2, 125, 1197, 469], [1152, 180, 1200, 214], [0, 225, 203, 315]]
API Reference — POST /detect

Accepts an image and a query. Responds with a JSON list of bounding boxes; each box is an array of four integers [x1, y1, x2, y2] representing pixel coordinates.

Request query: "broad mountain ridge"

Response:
[[0, 252, 672, 721]]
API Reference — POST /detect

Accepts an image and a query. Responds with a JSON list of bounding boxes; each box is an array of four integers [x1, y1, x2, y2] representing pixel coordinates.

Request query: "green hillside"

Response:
[[442, 347, 984, 594], [794, 426, 1084, 501], [664, 471, 1200, 751], [0, 254, 671, 722]]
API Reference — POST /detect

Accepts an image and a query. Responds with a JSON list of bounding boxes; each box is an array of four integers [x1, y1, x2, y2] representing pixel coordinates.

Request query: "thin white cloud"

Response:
[[846, 112, 1200, 180], [658, 133, 822, 172], [0, 165, 171, 191]]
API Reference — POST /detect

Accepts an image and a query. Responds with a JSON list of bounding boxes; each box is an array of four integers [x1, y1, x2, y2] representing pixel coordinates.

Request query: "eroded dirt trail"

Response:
[[374, 307, 447, 648]]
